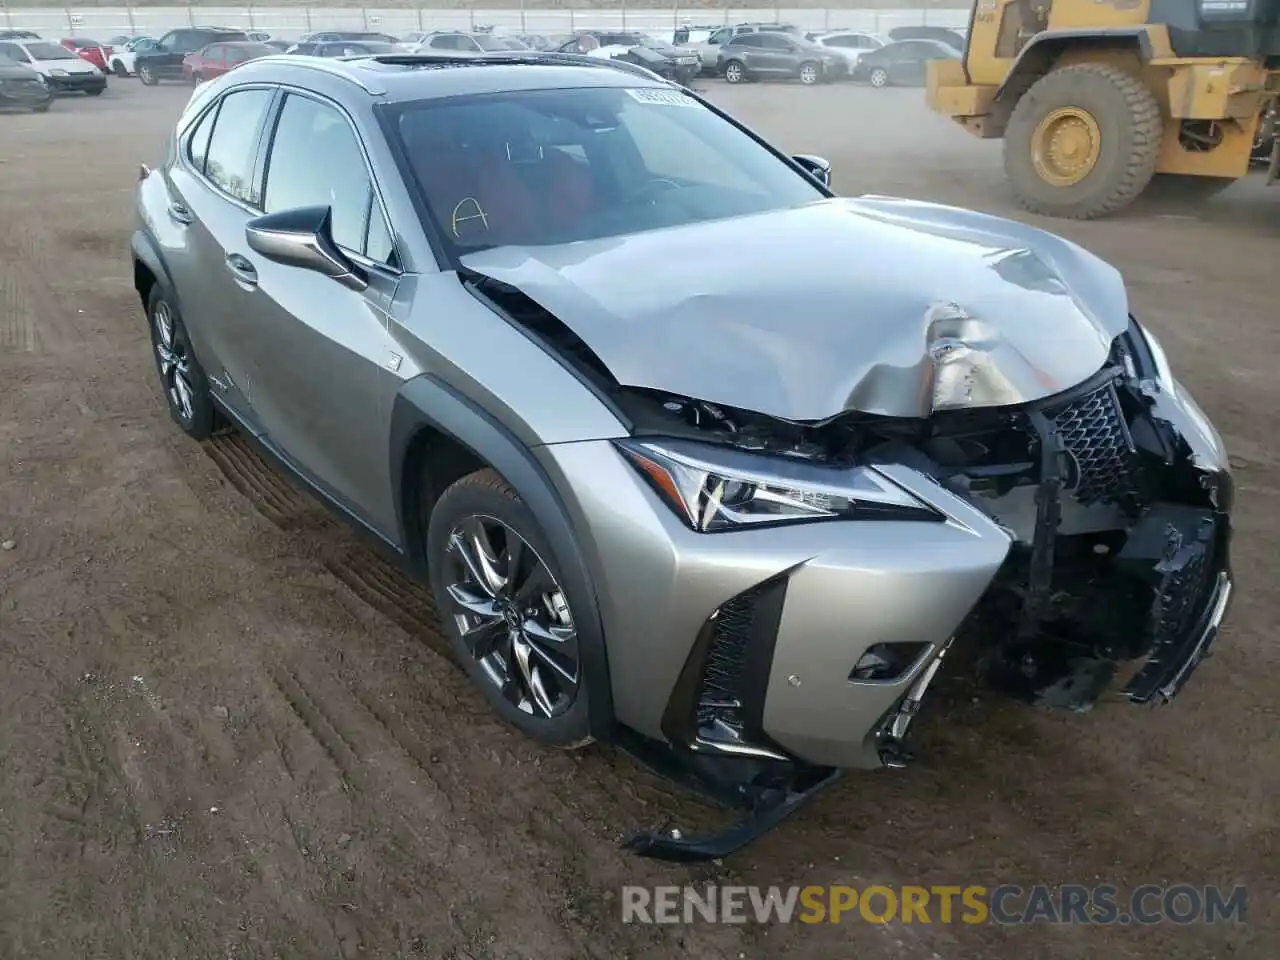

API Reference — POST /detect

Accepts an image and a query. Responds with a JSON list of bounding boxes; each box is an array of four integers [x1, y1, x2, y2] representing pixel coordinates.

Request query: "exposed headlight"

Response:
[[614, 438, 943, 532], [1132, 319, 1177, 396]]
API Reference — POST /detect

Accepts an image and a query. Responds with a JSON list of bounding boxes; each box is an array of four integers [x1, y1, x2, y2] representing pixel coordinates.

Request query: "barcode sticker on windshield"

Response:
[[626, 88, 699, 108]]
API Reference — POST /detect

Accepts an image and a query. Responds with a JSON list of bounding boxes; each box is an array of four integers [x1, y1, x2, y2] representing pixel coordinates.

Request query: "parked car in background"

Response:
[[289, 40, 400, 58], [683, 22, 802, 75], [886, 25, 967, 53], [809, 31, 884, 66], [107, 37, 158, 76], [61, 37, 111, 73], [413, 31, 516, 55], [851, 39, 960, 87], [0, 51, 54, 111], [299, 31, 399, 45], [263, 40, 291, 52], [557, 32, 700, 84], [718, 32, 846, 85], [182, 41, 275, 82], [0, 30, 41, 41], [0, 38, 105, 94], [245, 32, 272, 43], [136, 27, 248, 84], [515, 34, 554, 50], [396, 32, 429, 51]]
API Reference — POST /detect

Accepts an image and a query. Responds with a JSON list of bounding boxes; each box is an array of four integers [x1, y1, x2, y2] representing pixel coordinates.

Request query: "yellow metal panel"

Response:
[[1155, 115, 1260, 178], [1164, 61, 1272, 119], [1046, 0, 1150, 30]]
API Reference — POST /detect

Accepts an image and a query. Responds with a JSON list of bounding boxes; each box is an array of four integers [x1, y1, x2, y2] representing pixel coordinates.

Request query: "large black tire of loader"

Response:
[[1004, 63, 1163, 219]]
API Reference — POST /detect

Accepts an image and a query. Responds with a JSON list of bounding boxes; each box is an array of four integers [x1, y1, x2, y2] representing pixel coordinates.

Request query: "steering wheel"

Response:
[[621, 177, 682, 207]]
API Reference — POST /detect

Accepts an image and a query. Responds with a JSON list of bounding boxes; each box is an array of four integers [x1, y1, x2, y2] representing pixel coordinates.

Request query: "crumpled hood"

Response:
[[460, 196, 1132, 420]]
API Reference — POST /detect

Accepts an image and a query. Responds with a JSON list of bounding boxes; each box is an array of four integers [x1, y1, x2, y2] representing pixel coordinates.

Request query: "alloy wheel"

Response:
[[800, 64, 818, 85], [444, 515, 579, 719], [871, 68, 888, 88], [152, 300, 196, 423], [724, 62, 742, 83]]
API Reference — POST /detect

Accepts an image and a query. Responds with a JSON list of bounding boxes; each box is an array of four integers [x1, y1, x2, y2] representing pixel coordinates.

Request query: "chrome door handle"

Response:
[[167, 201, 194, 225], [225, 253, 258, 286]]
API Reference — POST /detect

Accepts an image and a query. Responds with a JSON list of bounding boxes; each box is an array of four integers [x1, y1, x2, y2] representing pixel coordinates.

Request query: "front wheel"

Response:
[[111, 60, 128, 77], [869, 67, 889, 88], [1003, 63, 1162, 219], [31, 103, 51, 113], [147, 285, 216, 440], [85, 87, 104, 96], [427, 469, 593, 749], [723, 60, 745, 84], [798, 61, 819, 86], [138, 64, 157, 85]]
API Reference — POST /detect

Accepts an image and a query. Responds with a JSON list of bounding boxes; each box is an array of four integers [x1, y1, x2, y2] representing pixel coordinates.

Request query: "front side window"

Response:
[[394, 86, 824, 254], [203, 87, 274, 204], [263, 93, 393, 263]]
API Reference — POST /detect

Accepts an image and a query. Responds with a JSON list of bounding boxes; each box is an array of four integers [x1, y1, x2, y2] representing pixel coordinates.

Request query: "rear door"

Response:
[[227, 90, 403, 535], [166, 85, 278, 424], [754, 32, 794, 75]]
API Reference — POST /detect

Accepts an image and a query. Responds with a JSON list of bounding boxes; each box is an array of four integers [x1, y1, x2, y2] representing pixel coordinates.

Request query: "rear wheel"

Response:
[[147, 286, 215, 440], [723, 59, 745, 84], [798, 61, 819, 85], [138, 64, 157, 85], [85, 87, 104, 96], [1004, 62, 1162, 219], [869, 67, 889, 88], [111, 60, 128, 77]]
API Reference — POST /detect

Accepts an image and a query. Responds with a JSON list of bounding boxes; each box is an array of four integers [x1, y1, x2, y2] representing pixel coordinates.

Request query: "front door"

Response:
[[228, 89, 403, 536]]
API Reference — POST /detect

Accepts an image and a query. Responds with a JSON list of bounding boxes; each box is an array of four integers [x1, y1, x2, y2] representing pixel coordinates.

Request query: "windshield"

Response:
[[395, 86, 825, 254], [25, 42, 78, 60]]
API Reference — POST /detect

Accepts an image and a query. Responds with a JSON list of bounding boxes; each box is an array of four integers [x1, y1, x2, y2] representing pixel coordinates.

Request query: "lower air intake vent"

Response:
[[696, 587, 762, 731]]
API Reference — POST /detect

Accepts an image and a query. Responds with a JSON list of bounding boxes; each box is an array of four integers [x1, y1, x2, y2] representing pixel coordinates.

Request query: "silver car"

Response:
[[132, 51, 1234, 860]]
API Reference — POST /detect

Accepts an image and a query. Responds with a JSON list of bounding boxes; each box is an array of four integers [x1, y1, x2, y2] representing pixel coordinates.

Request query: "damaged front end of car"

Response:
[[462, 270, 1233, 862]]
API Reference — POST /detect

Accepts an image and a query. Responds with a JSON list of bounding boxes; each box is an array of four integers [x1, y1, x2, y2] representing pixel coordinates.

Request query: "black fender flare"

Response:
[[995, 27, 1153, 102], [389, 373, 615, 739], [130, 228, 179, 310]]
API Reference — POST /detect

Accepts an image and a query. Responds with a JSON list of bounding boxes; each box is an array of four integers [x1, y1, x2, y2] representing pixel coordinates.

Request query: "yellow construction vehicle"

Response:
[[927, 0, 1280, 218]]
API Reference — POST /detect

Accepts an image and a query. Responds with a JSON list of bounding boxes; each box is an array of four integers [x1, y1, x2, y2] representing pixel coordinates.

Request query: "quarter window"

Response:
[[203, 87, 274, 204], [262, 93, 395, 265], [187, 101, 218, 172]]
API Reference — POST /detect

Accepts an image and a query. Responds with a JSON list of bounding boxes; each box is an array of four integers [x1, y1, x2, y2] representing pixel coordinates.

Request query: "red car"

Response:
[[60, 37, 110, 72], [181, 40, 274, 82]]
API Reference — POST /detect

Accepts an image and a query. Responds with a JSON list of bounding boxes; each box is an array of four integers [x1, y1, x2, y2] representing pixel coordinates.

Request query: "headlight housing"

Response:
[[614, 438, 944, 533], [1123, 316, 1177, 396]]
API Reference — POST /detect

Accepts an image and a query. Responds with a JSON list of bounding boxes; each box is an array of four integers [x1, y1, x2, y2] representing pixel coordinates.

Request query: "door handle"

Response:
[[225, 253, 258, 286], [167, 201, 194, 225]]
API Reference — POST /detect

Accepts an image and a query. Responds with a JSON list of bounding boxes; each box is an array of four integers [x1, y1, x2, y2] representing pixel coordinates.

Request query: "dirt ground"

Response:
[[0, 78, 1276, 960]]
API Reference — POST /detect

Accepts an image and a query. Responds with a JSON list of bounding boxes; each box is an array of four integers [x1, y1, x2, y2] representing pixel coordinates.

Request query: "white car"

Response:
[[0, 37, 105, 93], [105, 36, 157, 77], [809, 31, 886, 65], [396, 31, 428, 51]]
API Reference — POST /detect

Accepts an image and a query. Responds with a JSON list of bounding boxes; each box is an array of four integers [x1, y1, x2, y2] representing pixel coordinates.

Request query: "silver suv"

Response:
[[132, 51, 1234, 860]]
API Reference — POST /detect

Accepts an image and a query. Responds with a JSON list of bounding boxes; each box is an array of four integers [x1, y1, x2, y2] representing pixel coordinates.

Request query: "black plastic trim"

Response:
[[130, 228, 178, 312], [996, 27, 1153, 101], [388, 373, 616, 739]]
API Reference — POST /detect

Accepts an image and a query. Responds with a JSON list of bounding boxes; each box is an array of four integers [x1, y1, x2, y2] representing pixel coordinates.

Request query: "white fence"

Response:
[[1, 5, 971, 39]]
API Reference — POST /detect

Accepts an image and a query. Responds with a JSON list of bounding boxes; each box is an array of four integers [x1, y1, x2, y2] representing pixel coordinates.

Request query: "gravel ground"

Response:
[[0, 78, 1276, 960]]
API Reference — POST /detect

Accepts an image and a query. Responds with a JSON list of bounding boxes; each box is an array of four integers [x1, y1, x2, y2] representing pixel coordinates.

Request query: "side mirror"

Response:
[[245, 206, 367, 291], [792, 154, 832, 188]]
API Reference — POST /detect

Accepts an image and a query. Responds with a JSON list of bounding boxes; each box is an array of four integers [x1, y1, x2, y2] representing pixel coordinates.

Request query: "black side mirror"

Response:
[[245, 205, 367, 291], [792, 154, 832, 188]]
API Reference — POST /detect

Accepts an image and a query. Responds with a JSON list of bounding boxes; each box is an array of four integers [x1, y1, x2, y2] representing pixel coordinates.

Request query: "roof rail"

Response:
[[252, 54, 387, 95], [367, 51, 669, 84]]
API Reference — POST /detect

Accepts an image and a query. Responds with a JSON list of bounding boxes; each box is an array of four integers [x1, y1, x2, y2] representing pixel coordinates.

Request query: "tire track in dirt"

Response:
[[203, 432, 336, 533], [0, 251, 36, 353]]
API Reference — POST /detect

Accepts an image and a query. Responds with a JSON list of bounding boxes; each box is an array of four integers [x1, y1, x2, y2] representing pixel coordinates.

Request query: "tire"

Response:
[[85, 87, 104, 97], [31, 103, 51, 113], [869, 67, 889, 88], [191, 72, 203, 85], [427, 469, 593, 749], [138, 64, 157, 85], [723, 59, 745, 84], [1004, 63, 1162, 219], [111, 60, 128, 77], [147, 285, 216, 440], [798, 61, 819, 86]]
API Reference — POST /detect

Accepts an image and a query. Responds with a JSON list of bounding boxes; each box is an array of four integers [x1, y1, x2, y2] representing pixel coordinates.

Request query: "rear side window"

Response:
[[187, 102, 218, 171], [262, 93, 395, 264], [203, 87, 274, 204]]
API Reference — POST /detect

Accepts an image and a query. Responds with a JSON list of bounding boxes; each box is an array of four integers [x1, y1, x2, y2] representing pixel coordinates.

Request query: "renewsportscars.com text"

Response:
[[621, 884, 1248, 926]]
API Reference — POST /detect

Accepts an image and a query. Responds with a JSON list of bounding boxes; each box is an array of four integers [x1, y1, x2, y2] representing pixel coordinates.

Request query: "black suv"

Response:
[[136, 26, 248, 85], [556, 32, 700, 84]]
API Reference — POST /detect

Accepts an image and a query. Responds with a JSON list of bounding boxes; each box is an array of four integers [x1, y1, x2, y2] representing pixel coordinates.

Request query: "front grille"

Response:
[[1044, 379, 1138, 506], [695, 587, 761, 729]]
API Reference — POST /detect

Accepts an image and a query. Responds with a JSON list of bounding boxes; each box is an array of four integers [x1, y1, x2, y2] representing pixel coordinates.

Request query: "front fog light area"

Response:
[[850, 641, 932, 682]]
